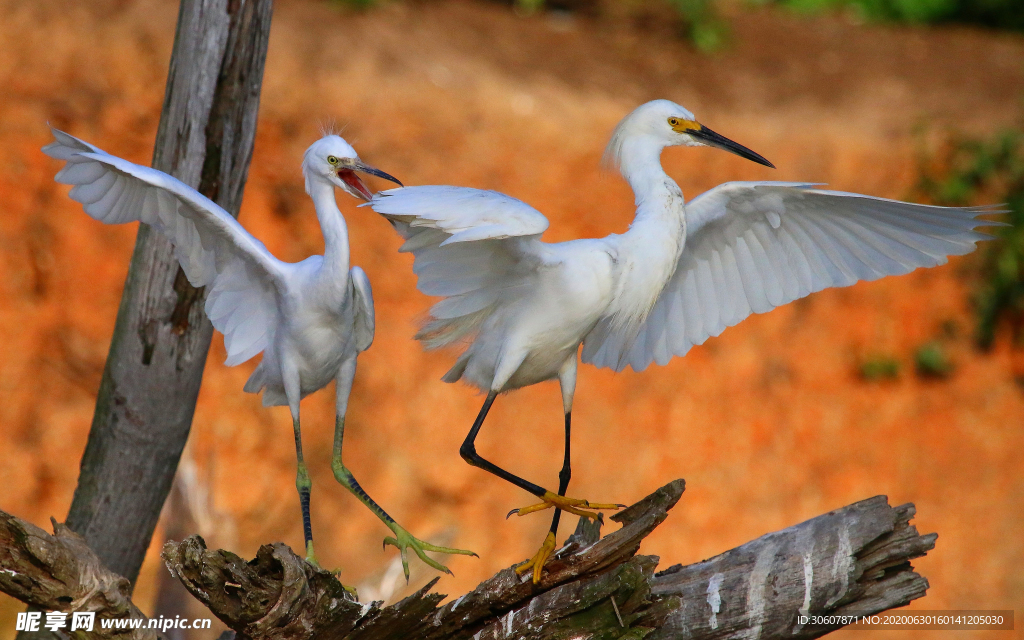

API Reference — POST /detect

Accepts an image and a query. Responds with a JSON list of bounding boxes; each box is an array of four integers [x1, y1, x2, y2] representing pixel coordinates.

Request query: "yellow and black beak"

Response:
[[677, 121, 775, 168]]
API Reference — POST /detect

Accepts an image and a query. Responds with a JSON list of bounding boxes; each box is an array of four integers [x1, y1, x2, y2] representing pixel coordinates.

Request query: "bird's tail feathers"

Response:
[[243, 363, 266, 394], [414, 307, 492, 350], [246, 364, 288, 407], [441, 352, 471, 383]]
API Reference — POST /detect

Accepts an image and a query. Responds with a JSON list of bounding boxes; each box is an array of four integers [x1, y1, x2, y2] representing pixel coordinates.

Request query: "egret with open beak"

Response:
[[46, 129, 474, 580]]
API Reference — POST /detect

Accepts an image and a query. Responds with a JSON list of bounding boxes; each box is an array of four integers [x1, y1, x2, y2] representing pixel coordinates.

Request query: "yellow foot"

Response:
[[506, 491, 625, 520], [384, 525, 478, 581], [515, 532, 556, 584]]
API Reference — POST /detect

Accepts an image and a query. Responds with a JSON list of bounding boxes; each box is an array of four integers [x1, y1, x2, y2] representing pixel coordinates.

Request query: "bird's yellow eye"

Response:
[[668, 117, 700, 133], [327, 155, 340, 165]]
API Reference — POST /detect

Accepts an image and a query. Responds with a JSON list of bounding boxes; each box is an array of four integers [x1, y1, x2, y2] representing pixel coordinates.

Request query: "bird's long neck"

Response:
[[605, 134, 687, 331], [618, 135, 685, 224], [309, 179, 351, 279]]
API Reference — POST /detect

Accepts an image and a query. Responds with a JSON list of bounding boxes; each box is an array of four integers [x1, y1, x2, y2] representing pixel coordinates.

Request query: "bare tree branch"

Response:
[[640, 497, 937, 639], [156, 480, 934, 639], [0, 512, 157, 640], [0, 481, 936, 639]]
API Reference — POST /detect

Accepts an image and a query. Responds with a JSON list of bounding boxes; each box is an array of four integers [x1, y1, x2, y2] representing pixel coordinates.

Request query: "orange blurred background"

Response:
[[0, 0, 1022, 637]]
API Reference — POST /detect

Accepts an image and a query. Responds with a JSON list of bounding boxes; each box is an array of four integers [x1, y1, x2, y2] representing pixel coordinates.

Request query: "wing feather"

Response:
[[44, 128, 286, 366], [583, 181, 1001, 372], [369, 186, 549, 352]]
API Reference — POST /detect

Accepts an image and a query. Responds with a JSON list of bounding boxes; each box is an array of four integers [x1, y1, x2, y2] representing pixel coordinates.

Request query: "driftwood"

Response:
[[0, 480, 937, 640], [643, 495, 936, 639], [0, 512, 157, 640]]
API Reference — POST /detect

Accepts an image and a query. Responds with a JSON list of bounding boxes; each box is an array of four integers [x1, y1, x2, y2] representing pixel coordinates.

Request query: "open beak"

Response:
[[688, 124, 775, 168], [338, 159, 404, 201]]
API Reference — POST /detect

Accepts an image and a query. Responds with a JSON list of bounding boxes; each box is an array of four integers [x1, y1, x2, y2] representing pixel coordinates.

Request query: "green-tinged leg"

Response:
[[292, 415, 319, 567], [333, 358, 476, 580], [332, 414, 477, 580]]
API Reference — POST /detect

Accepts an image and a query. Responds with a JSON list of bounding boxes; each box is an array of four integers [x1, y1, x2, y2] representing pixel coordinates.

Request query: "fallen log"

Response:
[[159, 479, 936, 639], [0, 480, 936, 639]]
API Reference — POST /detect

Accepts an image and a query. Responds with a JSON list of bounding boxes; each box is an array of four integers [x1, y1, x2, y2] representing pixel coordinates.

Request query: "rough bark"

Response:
[[641, 497, 937, 639], [1, 481, 937, 639], [151, 480, 933, 640], [63, 0, 273, 588], [0, 512, 158, 640]]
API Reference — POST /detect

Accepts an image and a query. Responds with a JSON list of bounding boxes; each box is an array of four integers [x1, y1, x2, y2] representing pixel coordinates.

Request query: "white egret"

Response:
[[368, 99, 1001, 582], [43, 128, 475, 578]]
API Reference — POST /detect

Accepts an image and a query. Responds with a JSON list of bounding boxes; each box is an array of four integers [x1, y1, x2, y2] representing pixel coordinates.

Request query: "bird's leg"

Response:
[[291, 409, 318, 566], [550, 358, 578, 538], [460, 384, 622, 584], [283, 361, 319, 567], [461, 392, 617, 514], [460, 391, 549, 497], [331, 358, 476, 581], [515, 358, 590, 583], [514, 410, 572, 583]]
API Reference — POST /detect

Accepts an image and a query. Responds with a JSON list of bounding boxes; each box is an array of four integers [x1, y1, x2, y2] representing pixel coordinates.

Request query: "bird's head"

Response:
[[604, 99, 774, 170], [302, 135, 402, 201]]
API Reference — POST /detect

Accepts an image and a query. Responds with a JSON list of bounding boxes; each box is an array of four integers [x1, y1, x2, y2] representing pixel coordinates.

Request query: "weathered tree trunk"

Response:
[[0, 481, 938, 639], [62, 0, 273, 588]]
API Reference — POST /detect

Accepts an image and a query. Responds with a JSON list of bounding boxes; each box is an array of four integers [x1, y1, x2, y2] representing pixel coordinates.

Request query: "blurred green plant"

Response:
[[515, 0, 546, 13], [665, 0, 729, 51], [859, 354, 901, 381], [917, 129, 1024, 349], [914, 341, 954, 377], [769, 0, 1023, 29], [511, 0, 728, 51], [330, 0, 378, 9]]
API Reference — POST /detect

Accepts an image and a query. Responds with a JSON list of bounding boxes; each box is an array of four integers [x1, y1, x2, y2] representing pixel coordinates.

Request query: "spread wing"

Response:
[[583, 181, 1002, 372], [44, 128, 287, 366], [367, 185, 549, 349]]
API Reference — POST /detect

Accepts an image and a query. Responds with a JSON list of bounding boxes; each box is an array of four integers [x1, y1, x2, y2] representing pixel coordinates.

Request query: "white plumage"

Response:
[[43, 128, 473, 577], [585, 182, 998, 372], [368, 99, 1001, 582], [44, 128, 376, 404], [371, 102, 998, 391]]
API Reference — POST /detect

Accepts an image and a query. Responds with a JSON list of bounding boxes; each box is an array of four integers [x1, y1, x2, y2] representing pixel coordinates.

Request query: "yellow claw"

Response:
[[516, 532, 557, 584], [507, 491, 624, 520]]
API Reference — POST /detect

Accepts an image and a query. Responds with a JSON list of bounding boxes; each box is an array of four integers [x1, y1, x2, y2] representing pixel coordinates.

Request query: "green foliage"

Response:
[[917, 129, 1024, 349], [514, 0, 546, 13], [772, 0, 1023, 29], [511, 0, 728, 51], [330, 0, 378, 10], [914, 341, 954, 377], [859, 354, 901, 380], [665, 0, 729, 51]]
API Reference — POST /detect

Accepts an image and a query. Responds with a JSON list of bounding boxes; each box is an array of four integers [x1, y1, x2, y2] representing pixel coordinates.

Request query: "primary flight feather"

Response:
[[368, 99, 1000, 582], [44, 128, 474, 579]]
